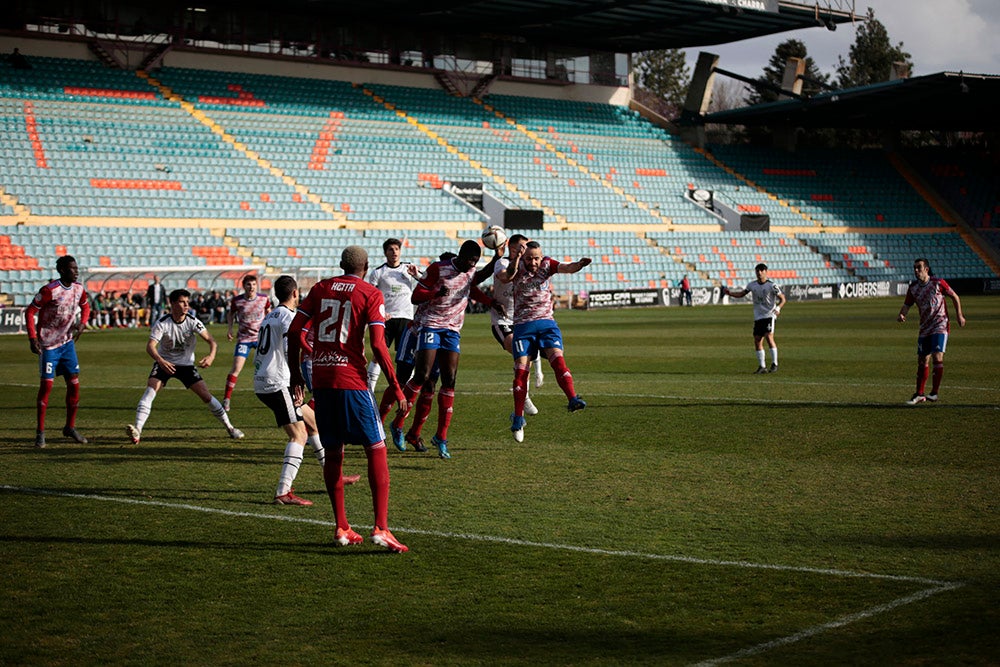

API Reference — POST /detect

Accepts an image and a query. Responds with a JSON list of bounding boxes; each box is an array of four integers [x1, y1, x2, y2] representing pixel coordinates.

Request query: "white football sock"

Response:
[[277, 441, 305, 497], [134, 386, 157, 432], [307, 433, 326, 467], [756, 349, 766, 368], [770, 348, 778, 365], [366, 361, 381, 392], [208, 396, 234, 429]]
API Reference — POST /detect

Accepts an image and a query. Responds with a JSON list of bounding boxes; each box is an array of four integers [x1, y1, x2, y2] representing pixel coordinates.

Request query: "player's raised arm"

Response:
[[474, 242, 506, 285], [558, 257, 592, 274], [500, 243, 527, 283]]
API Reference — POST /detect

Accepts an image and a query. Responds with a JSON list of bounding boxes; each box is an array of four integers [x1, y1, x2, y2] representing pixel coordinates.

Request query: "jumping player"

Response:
[[722, 263, 786, 373], [492, 233, 540, 417], [287, 246, 410, 553], [389, 240, 504, 459], [897, 258, 966, 404], [223, 275, 271, 411], [499, 240, 590, 442], [25, 255, 90, 447], [126, 289, 244, 445]]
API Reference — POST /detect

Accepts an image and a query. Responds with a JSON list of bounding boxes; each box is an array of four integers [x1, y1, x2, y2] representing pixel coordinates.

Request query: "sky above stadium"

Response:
[[688, 0, 1000, 80]]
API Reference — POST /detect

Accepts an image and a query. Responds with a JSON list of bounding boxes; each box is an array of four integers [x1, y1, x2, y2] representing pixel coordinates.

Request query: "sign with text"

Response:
[[587, 288, 663, 309]]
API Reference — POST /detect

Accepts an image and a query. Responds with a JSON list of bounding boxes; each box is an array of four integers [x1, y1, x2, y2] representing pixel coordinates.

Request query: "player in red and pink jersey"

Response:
[[25, 255, 91, 447], [388, 240, 503, 459], [287, 246, 409, 553], [897, 258, 966, 404], [222, 275, 272, 411], [499, 240, 591, 442]]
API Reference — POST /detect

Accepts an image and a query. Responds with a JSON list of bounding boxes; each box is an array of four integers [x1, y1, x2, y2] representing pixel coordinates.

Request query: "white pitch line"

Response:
[[2, 484, 965, 663], [691, 582, 964, 667], [0, 485, 955, 586]]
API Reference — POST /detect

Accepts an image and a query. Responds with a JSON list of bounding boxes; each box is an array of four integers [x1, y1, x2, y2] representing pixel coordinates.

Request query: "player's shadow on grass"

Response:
[[34, 446, 276, 465], [0, 534, 397, 557], [825, 532, 1000, 551], [625, 400, 1000, 410]]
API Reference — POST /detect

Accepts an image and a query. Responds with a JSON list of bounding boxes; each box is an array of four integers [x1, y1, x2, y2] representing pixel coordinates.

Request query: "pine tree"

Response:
[[747, 39, 829, 106], [836, 7, 913, 88], [633, 48, 691, 114]]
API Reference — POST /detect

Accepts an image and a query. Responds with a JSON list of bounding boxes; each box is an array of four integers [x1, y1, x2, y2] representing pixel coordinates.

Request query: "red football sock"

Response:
[[436, 388, 455, 441], [365, 443, 390, 531], [916, 363, 929, 394], [65, 377, 80, 428], [549, 355, 577, 399], [513, 367, 529, 416], [392, 380, 421, 429], [36, 379, 53, 432], [409, 389, 435, 439], [322, 446, 350, 531], [224, 373, 238, 401], [931, 362, 944, 394], [378, 385, 396, 422]]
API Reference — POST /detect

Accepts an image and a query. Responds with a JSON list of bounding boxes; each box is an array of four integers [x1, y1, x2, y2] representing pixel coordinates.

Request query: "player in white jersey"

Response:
[[897, 258, 966, 404], [223, 275, 272, 411], [25, 255, 91, 447], [723, 263, 787, 374], [126, 289, 244, 445], [253, 276, 335, 505], [491, 233, 541, 417], [365, 238, 416, 391], [499, 240, 591, 442]]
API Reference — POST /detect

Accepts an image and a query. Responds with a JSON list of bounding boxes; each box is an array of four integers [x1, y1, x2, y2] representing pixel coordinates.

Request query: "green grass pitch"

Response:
[[1, 297, 998, 665]]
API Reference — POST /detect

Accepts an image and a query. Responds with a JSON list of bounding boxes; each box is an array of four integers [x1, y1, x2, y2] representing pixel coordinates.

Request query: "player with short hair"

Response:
[[389, 240, 504, 459], [382, 253, 450, 453], [125, 289, 244, 445], [499, 240, 591, 442], [222, 275, 271, 411], [492, 233, 541, 417], [287, 245, 410, 553], [25, 255, 90, 447], [722, 263, 786, 374], [365, 237, 416, 391], [897, 258, 966, 404]]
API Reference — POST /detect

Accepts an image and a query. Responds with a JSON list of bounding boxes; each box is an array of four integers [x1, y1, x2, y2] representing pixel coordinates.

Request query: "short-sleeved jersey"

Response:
[[297, 275, 385, 390], [492, 257, 514, 326], [230, 292, 271, 343], [418, 259, 477, 332], [366, 262, 415, 320], [150, 313, 206, 366], [512, 257, 559, 325], [904, 277, 955, 337], [253, 305, 295, 394], [743, 279, 783, 321], [27, 280, 89, 350]]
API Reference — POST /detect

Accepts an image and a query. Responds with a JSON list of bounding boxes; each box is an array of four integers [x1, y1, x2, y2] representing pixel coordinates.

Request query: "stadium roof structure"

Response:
[[176, 0, 859, 53], [699, 71, 1000, 131]]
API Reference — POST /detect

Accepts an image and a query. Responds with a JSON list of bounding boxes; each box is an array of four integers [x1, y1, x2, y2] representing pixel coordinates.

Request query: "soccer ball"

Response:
[[481, 225, 507, 250]]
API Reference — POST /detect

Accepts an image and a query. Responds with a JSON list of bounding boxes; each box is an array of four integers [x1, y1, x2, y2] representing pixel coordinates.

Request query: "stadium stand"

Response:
[[1, 52, 997, 307], [705, 145, 948, 229], [905, 148, 1000, 254]]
